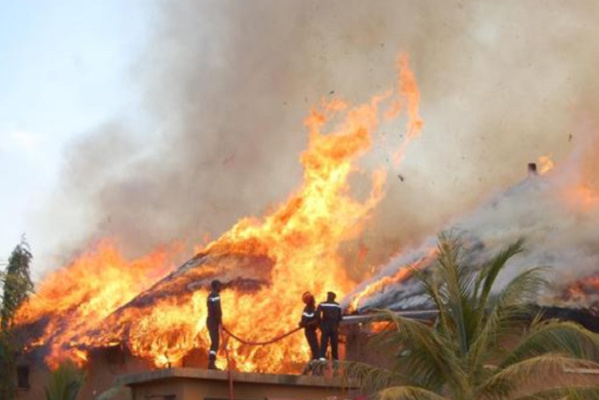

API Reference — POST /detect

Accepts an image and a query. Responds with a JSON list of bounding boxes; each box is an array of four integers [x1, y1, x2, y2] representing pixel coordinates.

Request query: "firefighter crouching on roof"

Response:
[[299, 291, 319, 374], [317, 291, 343, 371], [206, 279, 222, 370]]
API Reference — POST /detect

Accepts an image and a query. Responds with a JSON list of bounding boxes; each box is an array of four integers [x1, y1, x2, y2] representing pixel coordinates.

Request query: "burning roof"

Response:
[[14, 56, 424, 373], [347, 145, 599, 313], [15, 51, 599, 376]]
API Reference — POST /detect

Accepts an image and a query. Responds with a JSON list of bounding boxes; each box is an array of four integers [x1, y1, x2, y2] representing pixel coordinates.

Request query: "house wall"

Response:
[[16, 360, 48, 400], [179, 380, 347, 400], [124, 369, 352, 400], [18, 316, 599, 400], [17, 347, 151, 400], [344, 323, 393, 368]]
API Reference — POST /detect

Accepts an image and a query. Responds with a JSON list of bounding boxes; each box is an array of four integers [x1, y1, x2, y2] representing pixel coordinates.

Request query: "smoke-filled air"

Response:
[[15, 0, 599, 373]]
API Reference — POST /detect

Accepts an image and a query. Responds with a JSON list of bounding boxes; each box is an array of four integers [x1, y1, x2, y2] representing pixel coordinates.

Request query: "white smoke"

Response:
[[348, 130, 599, 310]]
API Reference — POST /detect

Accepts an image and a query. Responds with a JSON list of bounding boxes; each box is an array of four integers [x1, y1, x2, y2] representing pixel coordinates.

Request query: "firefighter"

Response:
[[317, 291, 343, 365], [299, 291, 319, 374], [206, 279, 222, 370]]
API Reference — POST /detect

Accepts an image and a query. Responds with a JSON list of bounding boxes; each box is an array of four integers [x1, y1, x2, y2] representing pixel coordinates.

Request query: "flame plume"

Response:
[[15, 56, 424, 372], [15, 241, 178, 368]]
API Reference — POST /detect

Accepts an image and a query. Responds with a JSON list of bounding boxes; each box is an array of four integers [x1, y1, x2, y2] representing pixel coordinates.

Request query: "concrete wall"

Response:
[[16, 346, 151, 400], [17, 321, 599, 400], [121, 369, 353, 400]]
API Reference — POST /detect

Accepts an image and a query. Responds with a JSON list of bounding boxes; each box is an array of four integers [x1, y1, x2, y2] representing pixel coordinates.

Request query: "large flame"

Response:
[[392, 54, 424, 166], [15, 55, 424, 372], [15, 241, 178, 368]]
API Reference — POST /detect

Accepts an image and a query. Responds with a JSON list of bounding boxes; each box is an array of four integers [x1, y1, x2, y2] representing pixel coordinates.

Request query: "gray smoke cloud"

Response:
[[347, 130, 599, 311], [37, 1, 599, 278]]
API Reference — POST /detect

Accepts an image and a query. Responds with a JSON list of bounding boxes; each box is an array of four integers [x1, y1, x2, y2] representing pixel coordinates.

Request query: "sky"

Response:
[[0, 0, 149, 273]]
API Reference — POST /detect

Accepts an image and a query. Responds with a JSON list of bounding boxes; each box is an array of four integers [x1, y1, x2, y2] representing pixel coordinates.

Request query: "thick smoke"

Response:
[[347, 130, 599, 311], [39, 1, 599, 276]]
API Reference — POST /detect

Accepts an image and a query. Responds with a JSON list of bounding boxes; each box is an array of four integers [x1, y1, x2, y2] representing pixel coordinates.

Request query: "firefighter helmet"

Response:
[[302, 291, 314, 304]]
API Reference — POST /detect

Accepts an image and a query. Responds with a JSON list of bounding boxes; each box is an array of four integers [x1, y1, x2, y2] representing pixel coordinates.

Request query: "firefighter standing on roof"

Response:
[[299, 292, 319, 373], [317, 291, 343, 362], [206, 279, 222, 370]]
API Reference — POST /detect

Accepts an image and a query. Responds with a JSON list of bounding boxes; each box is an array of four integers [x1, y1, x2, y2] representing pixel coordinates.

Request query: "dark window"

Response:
[[16, 365, 30, 389], [105, 345, 125, 365]]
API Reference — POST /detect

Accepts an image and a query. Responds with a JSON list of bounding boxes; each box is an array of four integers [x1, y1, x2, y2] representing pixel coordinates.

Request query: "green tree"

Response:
[[44, 361, 84, 400], [1, 238, 34, 330], [347, 234, 599, 400], [0, 331, 17, 398], [0, 238, 34, 400]]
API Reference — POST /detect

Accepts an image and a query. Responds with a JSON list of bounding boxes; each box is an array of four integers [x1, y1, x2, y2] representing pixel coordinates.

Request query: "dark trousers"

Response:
[[320, 328, 339, 360], [304, 328, 319, 360], [207, 319, 220, 360]]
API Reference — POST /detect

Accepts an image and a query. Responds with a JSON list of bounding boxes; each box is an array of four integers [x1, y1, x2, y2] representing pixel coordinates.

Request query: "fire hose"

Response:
[[222, 325, 303, 346], [219, 324, 307, 400]]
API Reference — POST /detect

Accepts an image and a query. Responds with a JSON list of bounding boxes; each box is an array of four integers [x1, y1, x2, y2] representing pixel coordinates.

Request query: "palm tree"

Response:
[[347, 233, 599, 400], [45, 361, 84, 400]]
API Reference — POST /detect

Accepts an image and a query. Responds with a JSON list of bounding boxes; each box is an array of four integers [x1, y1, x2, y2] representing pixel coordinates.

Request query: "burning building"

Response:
[[9, 43, 599, 398], [11, 57, 424, 398]]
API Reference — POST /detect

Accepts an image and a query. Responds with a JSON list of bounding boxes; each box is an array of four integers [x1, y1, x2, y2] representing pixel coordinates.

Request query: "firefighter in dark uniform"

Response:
[[206, 279, 222, 370], [317, 291, 343, 364], [299, 292, 319, 374]]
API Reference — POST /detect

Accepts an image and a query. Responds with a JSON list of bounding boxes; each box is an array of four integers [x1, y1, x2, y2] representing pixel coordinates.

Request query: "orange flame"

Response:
[[114, 94, 391, 372], [348, 249, 435, 313], [16, 56, 425, 373], [561, 275, 599, 305], [370, 321, 393, 334], [15, 241, 177, 368], [392, 54, 425, 166], [570, 185, 599, 206]]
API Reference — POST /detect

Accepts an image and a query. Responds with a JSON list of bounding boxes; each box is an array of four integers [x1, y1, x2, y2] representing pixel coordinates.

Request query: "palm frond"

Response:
[[378, 385, 449, 400], [511, 385, 599, 400], [502, 320, 599, 367], [97, 386, 130, 400], [467, 267, 549, 376], [434, 233, 477, 356], [349, 235, 599, 400], [474, 250, 545, 346], [371, 309, 469, 392], [44, 361, 84, 400], [342, 360, 405, 394], [478, 353, 599, 398], [415, 268, 452, 338], [475, 238, 526, 311], [488, 267, 549, 313]]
